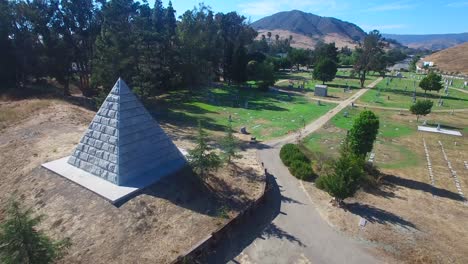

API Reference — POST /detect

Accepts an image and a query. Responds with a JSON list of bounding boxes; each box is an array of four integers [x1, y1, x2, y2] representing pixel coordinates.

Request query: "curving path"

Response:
[[227, 78, 383, 263]]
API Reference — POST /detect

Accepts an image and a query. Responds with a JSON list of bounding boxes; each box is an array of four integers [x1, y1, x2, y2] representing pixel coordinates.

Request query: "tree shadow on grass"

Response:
[[383, 174, 465, 202], [345, 202, 417, 230], [382, 89, 468, 103]]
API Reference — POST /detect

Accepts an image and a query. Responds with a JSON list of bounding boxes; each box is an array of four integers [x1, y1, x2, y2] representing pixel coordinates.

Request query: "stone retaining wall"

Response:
[[170, 172, 270, 264]]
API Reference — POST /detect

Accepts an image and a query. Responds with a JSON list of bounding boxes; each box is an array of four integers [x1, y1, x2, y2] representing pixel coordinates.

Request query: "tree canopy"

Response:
[[419, 72, 443, 94], [347, 110, 380, 157], [313, 58, 337, 84], [353, 30, 385, 87], [410, 100, 433, 121]]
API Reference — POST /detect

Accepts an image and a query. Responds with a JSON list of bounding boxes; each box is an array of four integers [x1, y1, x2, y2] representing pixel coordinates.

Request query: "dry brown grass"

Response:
[[302, 111, 468, 263], [256, 29, 358, 50], [0, 99, 265, 263], [422, 42, 468, 75]]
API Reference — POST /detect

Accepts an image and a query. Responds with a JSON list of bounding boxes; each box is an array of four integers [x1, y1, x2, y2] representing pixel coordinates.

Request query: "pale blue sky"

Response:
[[145, 0, 468, 34]]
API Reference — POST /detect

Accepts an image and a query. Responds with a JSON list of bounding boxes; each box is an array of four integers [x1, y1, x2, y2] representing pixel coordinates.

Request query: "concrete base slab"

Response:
[[418, 126, 462, 136], [42, 156, 185, 204]]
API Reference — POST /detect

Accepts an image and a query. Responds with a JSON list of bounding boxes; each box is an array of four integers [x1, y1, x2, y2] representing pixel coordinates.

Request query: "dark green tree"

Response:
[[316, 141, 365, 205], [248, 61, 276, 91], [419, 72, 443, 94], [0, 0, 16, 86], [92, 0, 138, 93], [347, 110, 380, 157], [0, 199, 70, 264], [58, 0, 102, 96], [314, 42, 338, 63], [410, 100, 433, 121], [231, 44, 248, 83], [221, 121, 242, 163], [288, 48, 310, 71], [313, 58, 338, 84], [187, 121, 222, 177]]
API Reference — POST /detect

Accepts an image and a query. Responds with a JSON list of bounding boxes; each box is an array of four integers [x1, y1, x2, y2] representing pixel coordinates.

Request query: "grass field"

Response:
[[301, 108, 468, 263], [302, 107, 420, 168], [148, 85, 336, 140], [358, 73, 468, 109], [276, 70, 379, 100]]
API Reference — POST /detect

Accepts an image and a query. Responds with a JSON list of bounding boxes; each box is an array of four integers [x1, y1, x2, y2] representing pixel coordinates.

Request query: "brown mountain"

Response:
[[422, 42, 468, 75], [382, 33, 468, 50], [251, 10, 366, 49]]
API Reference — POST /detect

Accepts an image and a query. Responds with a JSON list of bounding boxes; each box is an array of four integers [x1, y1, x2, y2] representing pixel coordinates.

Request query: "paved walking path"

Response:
[[226, 78, 383, 264]]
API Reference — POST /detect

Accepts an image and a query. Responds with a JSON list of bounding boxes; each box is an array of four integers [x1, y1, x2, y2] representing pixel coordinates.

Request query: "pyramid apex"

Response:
[[111, 78, 131, 95]]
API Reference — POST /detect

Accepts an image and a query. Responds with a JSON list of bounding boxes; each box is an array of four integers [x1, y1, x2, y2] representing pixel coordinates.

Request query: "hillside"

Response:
[[383, 33, 468, 50], [421, 42, 468, 75], [251, 10, 366, 49]]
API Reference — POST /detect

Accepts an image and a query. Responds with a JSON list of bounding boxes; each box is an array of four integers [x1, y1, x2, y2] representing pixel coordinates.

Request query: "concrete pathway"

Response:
[[225, 78, 383, 264]]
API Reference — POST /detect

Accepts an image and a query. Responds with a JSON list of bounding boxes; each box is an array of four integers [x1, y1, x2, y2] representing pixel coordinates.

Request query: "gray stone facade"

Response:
[[68, 78, 186, 186], [314, 85, 328, 97]]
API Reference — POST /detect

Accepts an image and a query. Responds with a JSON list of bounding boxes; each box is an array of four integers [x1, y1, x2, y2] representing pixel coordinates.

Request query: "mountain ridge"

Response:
[[382, 33, 468, 50], [251, 10, 366, 49]]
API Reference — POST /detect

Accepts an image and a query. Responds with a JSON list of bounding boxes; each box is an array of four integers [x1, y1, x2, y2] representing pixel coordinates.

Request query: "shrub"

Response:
[[280, 144, 314, 180], [290, 160, 314, 181], [280, 144, 308, 166]]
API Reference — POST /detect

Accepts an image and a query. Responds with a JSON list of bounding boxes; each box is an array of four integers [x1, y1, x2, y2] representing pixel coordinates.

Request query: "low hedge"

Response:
[[280, 144, 314, 181]]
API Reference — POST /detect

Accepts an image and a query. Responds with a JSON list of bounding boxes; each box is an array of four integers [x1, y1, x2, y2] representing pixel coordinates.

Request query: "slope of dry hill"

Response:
[[422, 42, 468, 75], [252, 10, 366, 49]]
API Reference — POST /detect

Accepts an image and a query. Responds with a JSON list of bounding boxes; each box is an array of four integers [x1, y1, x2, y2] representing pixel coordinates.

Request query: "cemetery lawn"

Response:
[[150, 85, 336, 140], [300, 107, 468, 263], [276, 70, 379, 101], [357, 74, 468, 110]]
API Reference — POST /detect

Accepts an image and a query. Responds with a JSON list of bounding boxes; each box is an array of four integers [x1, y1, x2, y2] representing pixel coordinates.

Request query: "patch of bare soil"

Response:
[[0, 98, 265, 263], [302, 112, 468, 263]]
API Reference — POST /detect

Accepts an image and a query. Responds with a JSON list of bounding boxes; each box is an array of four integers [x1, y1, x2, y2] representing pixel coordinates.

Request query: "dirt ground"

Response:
[[0, 98, 265, 263], [302, 111, 468, 263]]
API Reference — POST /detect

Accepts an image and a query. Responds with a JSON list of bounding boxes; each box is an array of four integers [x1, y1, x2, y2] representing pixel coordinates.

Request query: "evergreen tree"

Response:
[[313, 58, 338, 84], [347, 110, 380, 157], [0, 200, 70, 264], [0, 0, 15, 86], [221, 121, 242, 163], [231, 44, 248, 83], [419, 72, 443, 94], [92, 0, 138, 93], [187, 121, 222, 177], [316, 141, 365, 205], [410, 100, 433, 121]]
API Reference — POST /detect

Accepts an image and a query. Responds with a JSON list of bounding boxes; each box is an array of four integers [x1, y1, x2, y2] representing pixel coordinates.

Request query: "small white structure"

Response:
[[42, 78, 187, 203], [314, 84, 328, 97], [418, 126, 462, 137], [423, 61, 434, 67]]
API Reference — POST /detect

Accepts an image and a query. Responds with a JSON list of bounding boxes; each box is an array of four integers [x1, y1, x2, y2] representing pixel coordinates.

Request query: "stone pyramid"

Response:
[[67, 78, 186, 186]]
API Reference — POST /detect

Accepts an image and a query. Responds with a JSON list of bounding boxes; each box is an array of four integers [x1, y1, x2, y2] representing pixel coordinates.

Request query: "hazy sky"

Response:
[[145, 0, 468, 34]]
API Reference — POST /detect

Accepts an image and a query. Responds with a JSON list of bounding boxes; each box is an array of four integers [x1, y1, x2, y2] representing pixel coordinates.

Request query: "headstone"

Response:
[[344, 111, 349, 118], [244, 100, 249, 109], [317, 100, 321, 106], [437, 124, 441, 131], [422, 120, 427, 126], [314, 84, 328, 97], [228, 114, 232, 122], [351, 102, 355, 107], [240, 127, 248, 134]]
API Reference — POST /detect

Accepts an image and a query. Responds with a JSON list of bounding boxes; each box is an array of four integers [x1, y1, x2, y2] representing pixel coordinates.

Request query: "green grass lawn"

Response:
[[358, 75, 468, 109], [276, 70, 379, 100], [148, 85, 336, 140], [302, 107, 420, 169]]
